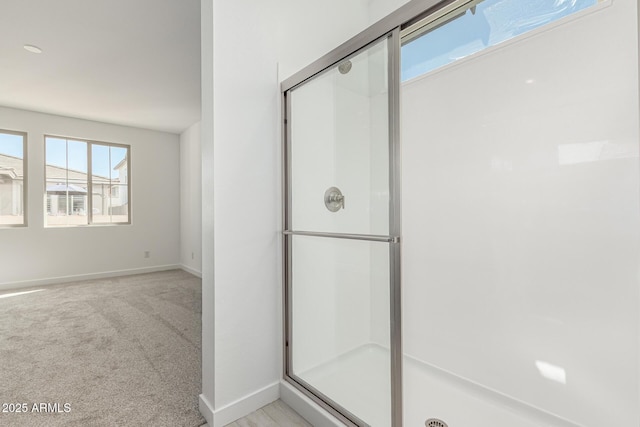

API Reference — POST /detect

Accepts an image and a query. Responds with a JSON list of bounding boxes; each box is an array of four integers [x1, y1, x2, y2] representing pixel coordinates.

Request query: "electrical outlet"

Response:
[[144, 251, 150, 259]]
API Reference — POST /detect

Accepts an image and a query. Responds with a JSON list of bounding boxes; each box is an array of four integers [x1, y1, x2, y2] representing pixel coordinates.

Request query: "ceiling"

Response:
[[0, 0, 201, 134]]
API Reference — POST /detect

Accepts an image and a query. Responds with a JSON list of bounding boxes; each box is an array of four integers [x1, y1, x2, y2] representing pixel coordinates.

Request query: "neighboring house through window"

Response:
[[45, 136, 130, 226], [0, 130, 27, 227]]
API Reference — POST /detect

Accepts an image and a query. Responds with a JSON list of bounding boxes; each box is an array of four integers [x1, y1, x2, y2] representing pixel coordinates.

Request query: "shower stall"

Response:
[[281, 0, 639, 425]]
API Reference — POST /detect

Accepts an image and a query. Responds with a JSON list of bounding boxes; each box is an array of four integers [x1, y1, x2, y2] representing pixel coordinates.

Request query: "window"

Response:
[[0, 130, 27, 226], [45, 136, 130, 226], [91, 143, 129, 224], [402, 0, 602, 81]]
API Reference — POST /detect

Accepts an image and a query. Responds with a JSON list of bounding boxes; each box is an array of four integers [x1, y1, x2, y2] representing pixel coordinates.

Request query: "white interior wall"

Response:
[[209, 0, 282, 415], [200, 0, 215, 420], [275, 0, 372, 83], [180, 121, 202, 276], [0, 106, 180, 288], [200, 0, 374, 424], [367, 0, 412, 25], [401, 1, 639, 425]]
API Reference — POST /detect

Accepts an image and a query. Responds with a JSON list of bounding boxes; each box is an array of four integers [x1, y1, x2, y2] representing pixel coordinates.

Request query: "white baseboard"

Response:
[[212, 381, 280, 427], [0, 264, 182, 292], [199, 393, 214, 425], [180, 264, 202, 278], [280, 381, 344, 427]]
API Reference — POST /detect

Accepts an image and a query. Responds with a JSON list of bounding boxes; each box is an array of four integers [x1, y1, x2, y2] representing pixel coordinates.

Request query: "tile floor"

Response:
[[202, 399, 312, 427]]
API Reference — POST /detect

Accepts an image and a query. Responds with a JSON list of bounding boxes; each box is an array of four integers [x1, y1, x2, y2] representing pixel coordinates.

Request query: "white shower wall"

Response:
[[290, 41, 392, 374], [401, 0, 639, 425]]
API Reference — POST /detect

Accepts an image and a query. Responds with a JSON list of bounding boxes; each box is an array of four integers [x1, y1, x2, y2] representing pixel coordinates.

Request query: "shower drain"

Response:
[[425, 419, 448, 427]]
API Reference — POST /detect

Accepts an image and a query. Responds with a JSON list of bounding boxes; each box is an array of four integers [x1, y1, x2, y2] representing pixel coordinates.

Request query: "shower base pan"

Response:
[[298, 344, 584, 427]]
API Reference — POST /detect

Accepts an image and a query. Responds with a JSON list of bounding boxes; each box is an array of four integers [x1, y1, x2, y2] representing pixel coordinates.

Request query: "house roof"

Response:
[[0, 153, 114, 184], [113, 157, 127, 171], [0, 154, 22, 179]]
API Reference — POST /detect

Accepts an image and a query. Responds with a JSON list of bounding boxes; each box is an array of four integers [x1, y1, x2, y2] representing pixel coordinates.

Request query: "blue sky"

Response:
[[46, 137, 87, 174], [1, 134, 125, 179], [0, 133, 127, 178], [45, 138, 126, 179], [401, 0, 598, 81], [0, 133, 23, 158]]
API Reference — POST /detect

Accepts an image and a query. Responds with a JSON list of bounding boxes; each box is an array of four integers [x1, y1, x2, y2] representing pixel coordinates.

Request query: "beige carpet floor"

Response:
[[0, 269, 205, 427]]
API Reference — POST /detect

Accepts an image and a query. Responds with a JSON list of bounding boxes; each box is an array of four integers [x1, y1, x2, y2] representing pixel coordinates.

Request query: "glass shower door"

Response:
[[283, 33, 401, 427]]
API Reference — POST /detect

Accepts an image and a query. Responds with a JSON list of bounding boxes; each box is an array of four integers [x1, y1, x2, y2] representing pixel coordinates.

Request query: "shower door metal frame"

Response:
[[282, 28, 402, 427], [282, 29, 402, 427], [281, 1, 479, 426]]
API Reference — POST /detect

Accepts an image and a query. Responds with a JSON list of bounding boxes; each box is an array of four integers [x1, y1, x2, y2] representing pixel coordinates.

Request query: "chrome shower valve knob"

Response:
[[324, 187, 345, 212]]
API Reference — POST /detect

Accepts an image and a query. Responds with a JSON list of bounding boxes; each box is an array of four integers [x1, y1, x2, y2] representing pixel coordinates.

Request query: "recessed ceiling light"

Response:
[[24, 44, 43, 54]]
